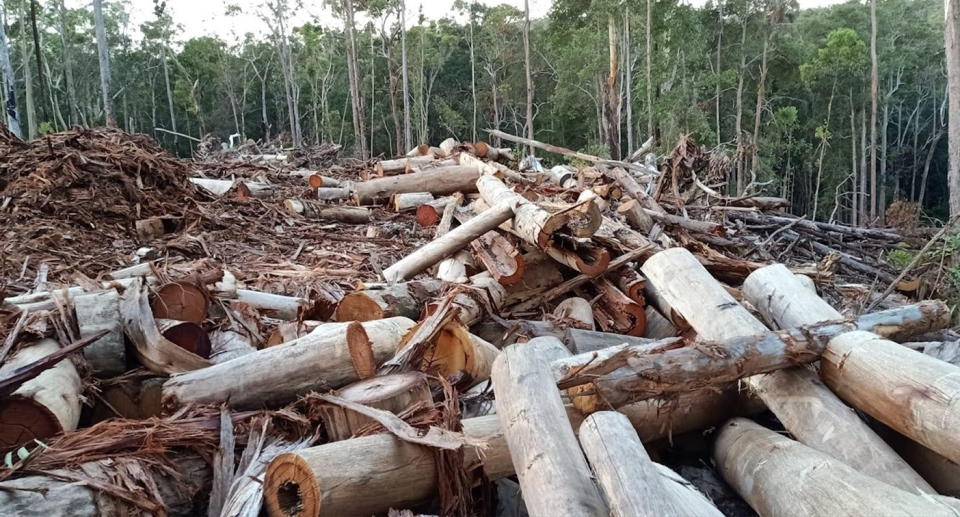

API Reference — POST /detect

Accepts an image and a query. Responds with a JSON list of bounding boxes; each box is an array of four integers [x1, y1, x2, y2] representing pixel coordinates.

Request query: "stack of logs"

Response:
[[1, 134, 959, 517]]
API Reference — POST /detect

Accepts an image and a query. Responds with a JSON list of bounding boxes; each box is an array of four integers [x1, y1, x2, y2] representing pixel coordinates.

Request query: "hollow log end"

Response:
[[159, 320, 212, 359], [265, 453, 321, 517], [416, 204, 441, 227], [151, 281, 208, 324], [333, 293, 384, 323], [346, 321, 376, 380], [576, 247, 612, 277], [0, 397, 62, 453]]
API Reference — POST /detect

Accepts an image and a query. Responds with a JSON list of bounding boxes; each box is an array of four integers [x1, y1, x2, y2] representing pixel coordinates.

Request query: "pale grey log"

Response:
[[73, 289, 126, 376]]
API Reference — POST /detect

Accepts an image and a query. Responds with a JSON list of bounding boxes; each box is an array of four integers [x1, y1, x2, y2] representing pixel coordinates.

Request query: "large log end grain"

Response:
[[150, 281, 208, 324], [396, 321, 500, 388], [265, 453, 322, 517]]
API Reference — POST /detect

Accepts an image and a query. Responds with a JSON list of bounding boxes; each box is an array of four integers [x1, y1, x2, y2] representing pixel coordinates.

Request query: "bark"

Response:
[[523, 0, 534, 156], [0, 5, 19, 137], [579, 412, 723, 517], [750, 35, 770, 183], [355, 165, 482, 204], [491, 339, 606, 517], [870, 0, 878, 220], [646, 0, 653, 140], [714, 419, 960, 516], [74, 289, 126, 377], [582, 277, 646, 337], [234, 289, 312, 321], [28, 0, 46, 125], [715, 0, 724, 146], [948, 0, 960, 215], [18, 0, 34, 138], [92, 0, 115, 127], [343, 0, 366, 158], [397, 322, 499, 389], [562, 328, 654, 355], [318, 372, 433, 441], [918, 126, 945, 208], [471, 230, 525, 285], [606, 15, 620, 160], [392, 192, 434, 212], [861, 107, 868, 220], [734, 20, 747, 193], [625, 7, 633, 152], [121, 281, 211, 375], [0, 339, 81, 452], [644, 249, 930, 493], [161, 317, 415, 410], [163, 48, 178, 145]]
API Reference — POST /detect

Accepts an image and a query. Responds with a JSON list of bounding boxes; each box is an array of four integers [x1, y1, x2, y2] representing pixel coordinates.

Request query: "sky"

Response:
[[78, 0, 851, 42]]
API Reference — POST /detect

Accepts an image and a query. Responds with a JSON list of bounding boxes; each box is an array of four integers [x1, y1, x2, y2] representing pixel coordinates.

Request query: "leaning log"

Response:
[[579, 411, 722, 517], [642, 248, 930, 493], [714, 418, 960, 516], [333, 279, 443, 322], [0, 339, 82, 452], [354, 165, 484, 204], [161, 317, 415, 409], [491, 339, 606, 517], [382, 201, 516, 283]]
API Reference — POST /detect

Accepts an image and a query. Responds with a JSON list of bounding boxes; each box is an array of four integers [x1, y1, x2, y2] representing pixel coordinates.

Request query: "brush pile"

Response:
[[0, 128, 957, 517]]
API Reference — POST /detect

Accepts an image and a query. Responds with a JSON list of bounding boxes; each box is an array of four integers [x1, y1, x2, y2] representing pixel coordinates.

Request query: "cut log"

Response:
[[392, 192, 434, 211], [579, 411, 722, 517], [396, 321, 500, 388], [0, 339, 82, 452], [333, 279, 443, 322], [209, 328, 256, 364], [190, 178, 276, 198], [644, 249, 932, 493], [424, 273, 507, 327], [415, 197, 453, 226], [354, 165, 484, 204], [553, 297, 595, 330], [150, 281, 208, 325], [546, 165, 577, 188], [617, 198, 655, 233], [458, 151, 533, 184], [376, 156, 437, 175], [878, 424, 960, 497], [491, 339, 606, 517], [438, 137, 458, 156], [318, 372, 433, 441], [234, 289, 313, 321], [382, 201, 516, 283], [611, 267, 645, 305], [73, 289, 126, 377], [644, 306, 679, 339], [470, 231, 525, 285], [316, 187, 353, 202], [642, 279, 689, 331], [156, 319, 212, 359], [714, 418, 960, 516], [582, 277, 646, 337], [189, 177, 234, 196], [562, 328, 656, 355], [545, 241, 611, 276], [90, 376, 164, 422], [502, 257, 564, 306], [135, 217, 166, 241], [266, 321, 323, 347], [435, 250, 477, 283], [161, 317, 416, 409], [284, 199, 371, 224]]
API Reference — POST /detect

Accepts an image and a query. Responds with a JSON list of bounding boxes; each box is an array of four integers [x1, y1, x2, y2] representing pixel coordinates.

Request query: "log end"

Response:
[[157, 320, 212, 359], [265, 453, 321, 517], [308, 174, 324, 189], [0, 397, 62, 453], [416, 204, 441, 227], [333, 293, 385, 323], [346, 321, 376, 380], [151, 281, 208, 324], [574, 247, 611, 277]]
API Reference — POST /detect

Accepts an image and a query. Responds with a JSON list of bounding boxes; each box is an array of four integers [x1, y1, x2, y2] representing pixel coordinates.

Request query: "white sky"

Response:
[[80, 0, 850, 42]]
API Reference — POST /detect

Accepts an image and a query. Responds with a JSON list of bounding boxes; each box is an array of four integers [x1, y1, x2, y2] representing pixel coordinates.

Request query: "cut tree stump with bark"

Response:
[[73, 288, 126, 377], [161, 317, 415, 409], [318, 372, 433, 441], [491, 339, 606, 517], [284, 199, 372, 224], [471, 230, 525, 285], [333, 279, 443, 322], [0, 339, 82, 452], [579, 411, 723, 517], [714, 418, 960, 516], [354, 165, 485, 204], [382, 200, 516, 283], [643, 249, 932, 494]]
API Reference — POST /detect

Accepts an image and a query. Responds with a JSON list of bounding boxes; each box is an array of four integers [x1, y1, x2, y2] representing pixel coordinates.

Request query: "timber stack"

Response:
[[0, 126, 958, 516]]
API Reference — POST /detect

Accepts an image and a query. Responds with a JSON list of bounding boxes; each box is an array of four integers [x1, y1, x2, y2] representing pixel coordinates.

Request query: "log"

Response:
[[209, 328, 256, 364], [488, 129, 654, 176], [611, 267, 646, 305], [135, 217, 166, 241], [284, 199, 371, 224], [424, 273, 507, 327], [502, 257, 564, 306], [73, 289, 126, 377], [553, 297, 595, 330], [438, 137, 458, 157], [90, 376, 164, 422], [583, 277, 646, 337], [458, 152, 534, 184], [643, 306, 679, 339], [546, 165, 577, 188], [333, 279, 443, 322], [382, 201, 516, 283], [315, 187, 353, 201], [642, 279, 689, 331], [878, 424, 960, 497], [266, 321, 323, 347], [491, 339, 606, 517], [562, 328, 656, 355], [318, 372, 433, 441], [156, 319, 212, 359], [0, 455, 211, 517], [376, 156, 437, 175], [714, 418, 960, 516], [579, 411, 722, 517], [354, 165, 484, 204], [0, 339, 82, 452], [415, 196, 453, 226], [190, 178, 276, 198], [470, 231, 525, 285], [392, 192, 434, 211], [396, 321, 500, 388], [234, 289, 312, 321], [434, 250, 476, 283], [545, 241, 611, 276], [150, 280, 208, 325], [644, 249, 932, 493], [161, 317, 416, 409]]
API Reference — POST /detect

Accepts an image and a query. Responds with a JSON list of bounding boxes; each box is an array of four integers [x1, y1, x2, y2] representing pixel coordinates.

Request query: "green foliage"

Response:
[[885, 248, 916, 269]]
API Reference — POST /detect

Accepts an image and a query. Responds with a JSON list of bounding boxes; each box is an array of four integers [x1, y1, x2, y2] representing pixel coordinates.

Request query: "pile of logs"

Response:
[[1, 131, 958, 517]]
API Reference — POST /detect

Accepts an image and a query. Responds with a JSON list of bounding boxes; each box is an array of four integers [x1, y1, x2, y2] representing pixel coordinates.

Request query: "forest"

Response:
[[0, 0, 954, 224]]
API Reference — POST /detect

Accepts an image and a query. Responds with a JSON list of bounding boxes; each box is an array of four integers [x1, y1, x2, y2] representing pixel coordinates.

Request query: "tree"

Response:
[[948, 0, 960, 216], [0, 0, 20, 137], [93, 0, 115, 127], [56, 0, 79, 125], [523, 0, 533, 156], [869, 0, 878, 220]]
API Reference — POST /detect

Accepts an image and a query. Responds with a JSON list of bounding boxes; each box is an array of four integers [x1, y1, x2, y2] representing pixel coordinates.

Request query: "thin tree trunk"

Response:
[[851, 93, 858, 226], [869, 0, 878, 220], [646, 0, 653, 141], [57, 0, 79, 126], [812, 82, 836, 219], [860, 107, 867, 221], [370, 29, 375, 156], [947, 0, 960, 216], [625, 6, 633, 151], [469, 13, 477, 142], [163, 48, 177, 146], [28, 0, 46, 125], [343, 0, 367, 159], [715, 0, 724, 147], [918, 128, 945, 207], [607, 14, 620, 160], [880, 103, 890, 222], [910, 93, 923, 200], [734, 20, 747, 194], [92, 0, 115, 128], [19, 0, 35, 138], [523, 0, 534, 156], [401, 0, 411, 150], [750, 35, 770, 187], [0, 2, 20, 137]]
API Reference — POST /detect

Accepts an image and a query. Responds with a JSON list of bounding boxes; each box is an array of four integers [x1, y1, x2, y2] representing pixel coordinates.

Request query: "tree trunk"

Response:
[[318, 372, 433, 441], [947, 0, 960, 215], [714, 419, 960, 517], [523, 0, 534, 156], [918, 127, 945, 207], [0, 2, 20, 137], [163, 48, 178, 146], [283, 200, 371, 224], [606, 14, 620, 160], [861, 107, 868, 220], [28, 0, 46, 125], [625, 7, 633, 152], [355, 165, 482, 204], [851, 94, 858, 225], [553, 297, 595, 330], [334, 279, 442, 322], [812, 82, 836, 218], [376, 155, 437, 175], [643, 249, 930, 493], [750, 35, 770, 184], [401, 0, 411, 151], [880, 102, 890, 222], [579, 411, 723, 517], [646, 0, 653, 140], [734, 20, 747, 194], [161, 317, 415, 410], [343, 0, 367, 159], [92, 0, 115, 127], [18, 0, 35, 138], [0, 339, 82, 452], [870, 0, 878, 220], [715, 0, 724, 147], [491, 338, 606, 517]]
